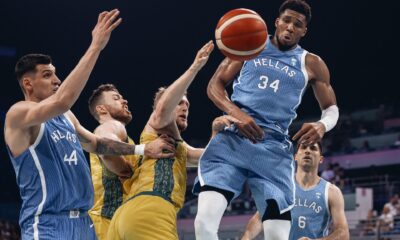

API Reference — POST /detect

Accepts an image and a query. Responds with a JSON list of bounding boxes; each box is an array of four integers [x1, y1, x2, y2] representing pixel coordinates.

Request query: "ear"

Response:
[[319, 155, 324, 164], [275, 17, 280, 28], [22, 77, 33, 92], [95, 105, 108, 116], [301, 27, 308, 37], [294, 153, 299, 162]]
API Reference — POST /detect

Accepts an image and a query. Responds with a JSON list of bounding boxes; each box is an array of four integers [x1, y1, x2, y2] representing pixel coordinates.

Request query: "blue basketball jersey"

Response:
[[290, 178, 331, 240], [6, 114, 94, 229], [231, 36, 309, 135]]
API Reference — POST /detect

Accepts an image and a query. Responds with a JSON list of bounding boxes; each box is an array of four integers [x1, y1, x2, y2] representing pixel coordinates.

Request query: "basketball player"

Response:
[[87, 84, 176, 239], [242, 142, 349, 240], [107, 41, 236, 239], [194, 1, 339, 239], [4, 10, 174, 239]]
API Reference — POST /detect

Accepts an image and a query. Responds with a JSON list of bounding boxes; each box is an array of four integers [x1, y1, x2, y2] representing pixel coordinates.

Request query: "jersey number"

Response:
[[298, 216, 306, 229], [64, 150, 78, 165], [258, 75, 280, 93]]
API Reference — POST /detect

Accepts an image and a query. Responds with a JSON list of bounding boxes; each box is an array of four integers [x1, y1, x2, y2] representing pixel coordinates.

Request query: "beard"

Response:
[[176, 120, 187, 132], [109, 108, 132, 125]]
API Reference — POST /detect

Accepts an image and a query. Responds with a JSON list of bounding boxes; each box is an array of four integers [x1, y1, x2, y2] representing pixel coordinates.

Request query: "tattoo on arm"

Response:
[[96, 137, 135, 155]]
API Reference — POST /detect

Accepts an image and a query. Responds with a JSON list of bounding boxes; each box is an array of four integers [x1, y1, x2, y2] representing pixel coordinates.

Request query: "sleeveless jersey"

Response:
[[290, 178, 331, 239], [231, 36, 309, 135], [6, 114, 93, 228], [89, 137, 138, 219], [128, 132, 188, 210]]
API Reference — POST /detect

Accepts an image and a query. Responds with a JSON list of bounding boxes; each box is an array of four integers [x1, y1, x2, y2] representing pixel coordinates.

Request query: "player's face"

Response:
[[275, 9, 307, 48], [25, 64, 61, 101], [174, 96, 189, 132], [295, 143, 322, 172], [102, 90, 132, 125]]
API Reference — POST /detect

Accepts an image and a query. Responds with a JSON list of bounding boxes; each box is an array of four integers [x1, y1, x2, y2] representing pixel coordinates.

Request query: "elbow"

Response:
[[149, 112, 169, 130]]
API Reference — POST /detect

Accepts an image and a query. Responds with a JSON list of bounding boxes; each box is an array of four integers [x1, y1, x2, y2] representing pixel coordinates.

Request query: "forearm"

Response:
[[207, 79, 241, 116], [55, 46, 101, 109], [101, 155, 133, 178], [155, 66, 199, 121], [95, 137, 136, 155]]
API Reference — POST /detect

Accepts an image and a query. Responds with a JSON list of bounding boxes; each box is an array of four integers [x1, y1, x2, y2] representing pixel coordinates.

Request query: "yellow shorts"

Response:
[[107, 194, 178, 240], [89, 213, 111, 240]]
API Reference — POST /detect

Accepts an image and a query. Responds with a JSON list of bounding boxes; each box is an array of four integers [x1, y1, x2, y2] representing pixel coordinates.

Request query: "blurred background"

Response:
[[0, 0, 398, 239]]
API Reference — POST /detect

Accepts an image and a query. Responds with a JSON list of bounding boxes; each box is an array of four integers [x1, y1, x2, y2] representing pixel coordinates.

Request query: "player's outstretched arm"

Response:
[[293, 54, 338, 146], [65, 111, 176, 159], [207, 58, 264, 143], [241, 211, 263, 240], [149, 41, 214, 130], [7, 10, 122, 130]]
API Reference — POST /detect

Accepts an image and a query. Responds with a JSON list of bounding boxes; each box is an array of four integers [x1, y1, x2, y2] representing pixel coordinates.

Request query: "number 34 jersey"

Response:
[[289, 178, 332, 240], [6, 113, 93, 228], [231, 36, 309, 135]]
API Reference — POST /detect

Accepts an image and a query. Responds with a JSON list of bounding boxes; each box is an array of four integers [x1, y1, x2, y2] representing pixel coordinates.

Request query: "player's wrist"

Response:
[[134, 144, 145, 155]]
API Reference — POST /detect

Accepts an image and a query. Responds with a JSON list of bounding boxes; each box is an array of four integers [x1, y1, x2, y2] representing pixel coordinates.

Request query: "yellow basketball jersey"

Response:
[[128, 131, 188, 210], [89, 137, 139, 219]]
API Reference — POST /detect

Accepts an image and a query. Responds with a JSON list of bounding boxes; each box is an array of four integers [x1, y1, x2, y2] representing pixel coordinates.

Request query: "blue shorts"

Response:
[[21, 211, 96, 240], [194, 127, 295, 215]]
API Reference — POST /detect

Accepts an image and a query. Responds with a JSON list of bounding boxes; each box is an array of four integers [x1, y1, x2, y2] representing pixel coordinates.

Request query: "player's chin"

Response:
[[177, 121, 188, 132]]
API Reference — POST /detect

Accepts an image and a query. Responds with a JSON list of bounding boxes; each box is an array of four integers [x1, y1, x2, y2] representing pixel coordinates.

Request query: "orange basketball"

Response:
[[215, 8, 268, 61]]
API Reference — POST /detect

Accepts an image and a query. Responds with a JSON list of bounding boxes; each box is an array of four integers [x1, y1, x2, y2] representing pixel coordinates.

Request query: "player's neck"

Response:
[[296, 170, 320, 189]]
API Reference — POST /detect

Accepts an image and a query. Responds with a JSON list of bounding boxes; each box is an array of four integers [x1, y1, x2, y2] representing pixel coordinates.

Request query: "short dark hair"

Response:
[[15, 54, 52, 93], [152, 87, 187, 110], [296, 141, 322, 154], [88, 84, 119, 120], [279, 0, 312, 24]]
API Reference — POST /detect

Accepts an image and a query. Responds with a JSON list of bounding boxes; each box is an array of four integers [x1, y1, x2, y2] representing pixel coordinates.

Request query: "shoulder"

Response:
[[95, 119, 127, 140], [328, 183, 344, 204], [6, 101, 37, 128], [305, 52, 330, 82]]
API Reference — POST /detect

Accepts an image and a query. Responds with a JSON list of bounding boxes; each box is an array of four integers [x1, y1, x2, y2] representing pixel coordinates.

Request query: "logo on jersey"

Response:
[[51, 130, 77, 144], [291, 58, 297, 66], [294, 197, 323, 214], [316, 192, 321, 199]]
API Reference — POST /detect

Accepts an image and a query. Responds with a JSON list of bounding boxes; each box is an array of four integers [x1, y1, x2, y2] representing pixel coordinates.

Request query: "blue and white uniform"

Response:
[[6, 114, 96, 240], [290, 178, 331, 239], [195, 36, 309, 215]]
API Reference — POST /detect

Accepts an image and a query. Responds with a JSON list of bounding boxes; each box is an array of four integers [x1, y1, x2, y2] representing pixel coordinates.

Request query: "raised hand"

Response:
[[292, 122, 326, 146], [190, 40, 214, 72], [144, 134, 176, 159], [91, 9, 122, 51]]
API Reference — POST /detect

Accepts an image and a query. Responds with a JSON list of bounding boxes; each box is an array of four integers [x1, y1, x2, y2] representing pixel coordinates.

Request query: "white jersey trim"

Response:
[[32, 123, 45, 148], [280, 159, 296, 214], [63, 113, 75, 130], [323, 181, 331, 236], [29, 125, 47, 240], [285, 50, 309, 134]]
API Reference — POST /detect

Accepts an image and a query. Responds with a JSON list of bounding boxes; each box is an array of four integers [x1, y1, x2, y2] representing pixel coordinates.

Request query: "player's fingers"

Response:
[[105, 9, 120, 27], [162, 143, 176, 153], [292, 125, 309, 141], [101, 9, 118, 26], [108, 18, 122, 31], [159, 134, 176, 145], [225, 115, 240, 124], [251, 122, 265, 140], [98, 11, 108, 22], [160, 152, 175, 158]]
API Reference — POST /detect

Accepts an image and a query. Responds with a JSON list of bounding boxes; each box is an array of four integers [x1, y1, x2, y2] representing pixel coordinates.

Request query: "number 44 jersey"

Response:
[[290, 178, 332, 240], [6, 113, 93, 228]]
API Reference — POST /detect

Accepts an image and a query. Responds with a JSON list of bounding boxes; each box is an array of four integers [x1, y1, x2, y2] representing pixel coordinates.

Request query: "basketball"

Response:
[[215, 8, 268, 61]]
